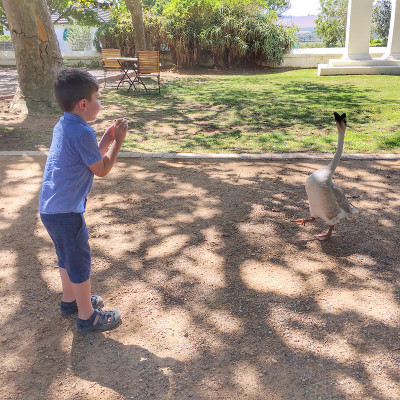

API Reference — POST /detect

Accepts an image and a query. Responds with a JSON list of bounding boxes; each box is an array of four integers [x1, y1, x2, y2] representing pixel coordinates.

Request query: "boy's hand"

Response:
[[105, 124, 115, 141], [114, 118, 128, 145], [105, 118, 124, 141]]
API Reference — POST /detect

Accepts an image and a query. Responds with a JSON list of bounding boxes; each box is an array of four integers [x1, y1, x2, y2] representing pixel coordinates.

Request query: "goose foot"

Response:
[[315, 225, 334, 241], [291, 217, 315, 226]]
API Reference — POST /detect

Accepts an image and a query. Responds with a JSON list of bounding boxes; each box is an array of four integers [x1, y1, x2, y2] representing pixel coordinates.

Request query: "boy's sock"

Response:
[[60, 295, 104, 316]]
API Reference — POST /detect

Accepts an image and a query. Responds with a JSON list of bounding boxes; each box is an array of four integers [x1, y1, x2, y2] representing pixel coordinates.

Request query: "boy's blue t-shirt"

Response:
[[39, 112, 102, 214]]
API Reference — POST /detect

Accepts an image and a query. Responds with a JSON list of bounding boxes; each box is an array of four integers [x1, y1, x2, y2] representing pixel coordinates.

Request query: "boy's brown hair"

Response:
[[54, 68, 99, 112]]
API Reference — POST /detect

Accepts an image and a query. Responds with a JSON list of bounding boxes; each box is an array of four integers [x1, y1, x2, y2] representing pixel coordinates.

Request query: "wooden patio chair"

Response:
[[101, 48, 122, 88], [133, 50, 161, 94]]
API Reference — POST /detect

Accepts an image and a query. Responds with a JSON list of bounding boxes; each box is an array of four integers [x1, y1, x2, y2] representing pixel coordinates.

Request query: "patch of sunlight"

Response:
[[89, 192, 126, 206], [37, 145, 49, 152], [192, 206, 221, 220], [59, 330, 74, 353], [112, 196, 143, 210], [89, 223, 146, 258], [146, 234, 190, 259], [36, 246, 58, 269], [91, 223, 141, 258], [159, 212, 195, 224], [118, 324, 200, 361], [364, 356, 400, 399], [207, 309, 244, 334], [0, 221, 12, 230], [201, 226, 223, 246], [240, 260, 306, 297], [0, 249, 16, 277], [0, 265, 16, 286], [248, 203, 268, 219], [287, 329, 356, 363], [239, 221, 276, 235], [359, 172, 394, 188], [40, 263, 62, 292], [269, 306, 357, 363], [123, 169, 153, 181], [333, 373, 366, 399], [144, 268, 170, 285], [172, 252, 226, 288], [287, 259, 332, 289], [161, 182, 212, 199], [232, 361, 262, 394], [378, 218, 395, 227], [1, 162, 42, 219], [189, 249, 227, 286], [215, 175, 256, 186], [335, 265, 376, 284], [5, 159, 43, 181], [147, 309, 217, 357], [316, 289, 400, 325], [0, 253, 21, 320], [346, 253, 377, 267], [0, 295, 21, 325], [156, 226, 177, 236]]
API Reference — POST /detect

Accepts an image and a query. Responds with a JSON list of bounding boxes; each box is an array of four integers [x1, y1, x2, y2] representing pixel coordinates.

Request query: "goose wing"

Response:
[[331, 182, 356, 214]]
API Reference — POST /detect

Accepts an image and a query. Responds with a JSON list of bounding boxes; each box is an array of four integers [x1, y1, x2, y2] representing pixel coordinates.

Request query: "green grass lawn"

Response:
[[4, 69, 400, 154], [99, 69, 400, 154]]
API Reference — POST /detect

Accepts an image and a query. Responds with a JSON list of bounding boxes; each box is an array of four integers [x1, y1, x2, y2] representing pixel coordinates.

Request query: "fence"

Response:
[[0, 41, 13, 51]]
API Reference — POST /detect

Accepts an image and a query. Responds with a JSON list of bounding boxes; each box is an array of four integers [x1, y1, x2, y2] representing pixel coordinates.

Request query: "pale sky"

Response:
[[283, 0, 321, 16], [283, 0, 393, 16]]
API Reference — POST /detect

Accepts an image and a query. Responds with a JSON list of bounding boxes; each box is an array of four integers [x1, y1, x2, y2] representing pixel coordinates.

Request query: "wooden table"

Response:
[[106, 57, 138, 90]]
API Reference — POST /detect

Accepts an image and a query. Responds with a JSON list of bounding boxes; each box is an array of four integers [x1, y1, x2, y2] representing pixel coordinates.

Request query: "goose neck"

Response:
[[328, 131, 345, 173]]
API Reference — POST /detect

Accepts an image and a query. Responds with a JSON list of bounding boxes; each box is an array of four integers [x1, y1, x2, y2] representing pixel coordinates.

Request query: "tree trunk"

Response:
[[2, 0, 63, 113], [124, 0, 147, 52]]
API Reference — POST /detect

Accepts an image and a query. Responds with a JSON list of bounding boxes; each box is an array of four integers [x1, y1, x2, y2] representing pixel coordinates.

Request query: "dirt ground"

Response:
[[0, 152, 399, 400]]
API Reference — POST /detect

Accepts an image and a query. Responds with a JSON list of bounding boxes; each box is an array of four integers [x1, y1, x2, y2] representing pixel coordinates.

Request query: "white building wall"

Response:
[[53, 24, 98, 52], [55, 24, 72, 52], [1, 25, 100, 66], [0, 47, 388, 68]]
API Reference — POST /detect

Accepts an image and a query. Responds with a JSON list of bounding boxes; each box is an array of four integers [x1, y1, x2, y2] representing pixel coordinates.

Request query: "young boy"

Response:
[[39, 68, 128, 333]]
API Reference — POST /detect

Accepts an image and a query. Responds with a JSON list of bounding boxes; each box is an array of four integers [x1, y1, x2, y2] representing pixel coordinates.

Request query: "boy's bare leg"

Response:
[[59, 268, 94, 319], [59, 267, 76, 303], [59, 269, 114, 325], [71, 279, 95, 320]]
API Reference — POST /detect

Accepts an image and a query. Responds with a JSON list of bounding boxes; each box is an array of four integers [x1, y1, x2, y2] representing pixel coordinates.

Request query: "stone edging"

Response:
[[0, 150, 399, 160]]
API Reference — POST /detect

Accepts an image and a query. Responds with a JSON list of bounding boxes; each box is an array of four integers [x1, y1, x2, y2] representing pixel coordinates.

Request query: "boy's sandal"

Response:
[[60, 295, 104, 316], [77, 309, 121, 333]]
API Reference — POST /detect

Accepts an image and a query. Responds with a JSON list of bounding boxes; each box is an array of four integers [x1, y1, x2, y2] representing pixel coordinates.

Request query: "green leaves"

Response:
[[48, 0, 118, 26], [315, 0, 348, 47], [372, 0, 391, 41], [0, 1, 8, 33], [65, 25, 92, 50], [93, 0, 295, 67], [160, 0, 295, 67]]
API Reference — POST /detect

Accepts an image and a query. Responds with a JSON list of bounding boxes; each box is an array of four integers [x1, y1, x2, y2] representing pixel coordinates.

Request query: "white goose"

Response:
[[291, 112, 357, 241]]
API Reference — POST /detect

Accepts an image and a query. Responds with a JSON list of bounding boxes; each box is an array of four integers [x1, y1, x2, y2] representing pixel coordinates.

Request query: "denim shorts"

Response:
[[40, 212, 91, 284]]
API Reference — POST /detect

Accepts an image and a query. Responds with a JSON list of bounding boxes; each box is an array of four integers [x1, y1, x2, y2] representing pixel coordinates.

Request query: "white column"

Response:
[[385, 0, 400, 60], [343, 0, 374, 60]]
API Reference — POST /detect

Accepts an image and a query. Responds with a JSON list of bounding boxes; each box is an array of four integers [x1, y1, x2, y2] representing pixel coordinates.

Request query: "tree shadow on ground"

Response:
[[70, 328, 184, 399], [0, 156, 399, 399]]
